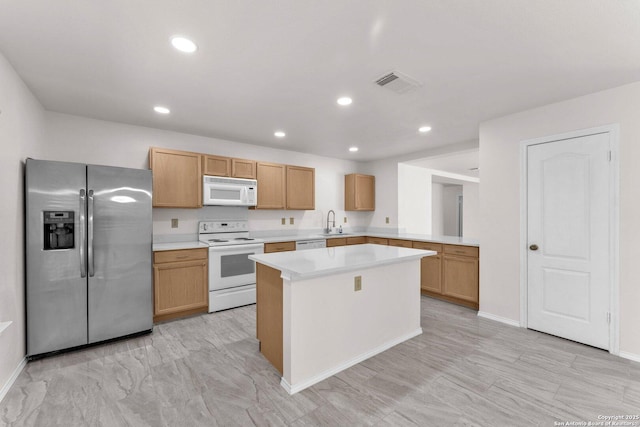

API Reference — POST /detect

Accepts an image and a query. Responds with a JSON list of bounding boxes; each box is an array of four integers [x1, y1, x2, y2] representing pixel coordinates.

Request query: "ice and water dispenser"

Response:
[[43, 211, 74, 250]]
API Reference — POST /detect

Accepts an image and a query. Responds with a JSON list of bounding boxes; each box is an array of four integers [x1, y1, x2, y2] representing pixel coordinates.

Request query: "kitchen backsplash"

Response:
[[152, 206, 375, 243]]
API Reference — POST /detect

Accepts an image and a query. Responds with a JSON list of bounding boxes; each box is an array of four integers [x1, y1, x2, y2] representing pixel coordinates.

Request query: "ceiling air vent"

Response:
[[374, 71, 422, 94]]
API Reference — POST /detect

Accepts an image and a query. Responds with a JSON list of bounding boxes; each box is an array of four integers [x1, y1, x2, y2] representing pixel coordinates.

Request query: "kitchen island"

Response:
[[249, 244, 435, 394]]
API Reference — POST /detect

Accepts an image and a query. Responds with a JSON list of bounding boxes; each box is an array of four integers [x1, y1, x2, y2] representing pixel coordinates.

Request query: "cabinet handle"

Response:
[[529, 244, 539, 251], [175, 255, 189, 259]]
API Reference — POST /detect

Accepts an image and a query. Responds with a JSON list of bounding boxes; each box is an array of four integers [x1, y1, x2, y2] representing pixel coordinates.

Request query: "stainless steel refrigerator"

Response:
[[25, 159, 153, 357]]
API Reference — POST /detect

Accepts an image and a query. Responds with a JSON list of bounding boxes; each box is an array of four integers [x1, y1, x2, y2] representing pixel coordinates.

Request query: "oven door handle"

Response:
[[209, 243, 264, 253]]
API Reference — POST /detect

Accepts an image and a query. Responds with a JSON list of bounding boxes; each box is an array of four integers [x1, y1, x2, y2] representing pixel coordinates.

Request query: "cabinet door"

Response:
[[153, 259, 208, 317], [420, 255, 442, 293], [345, 174, 375, 211], [232, 158, 256, 179], [442, 255, 479, 303], [366, 237, 388, 245], [264, 241, 296, 253], [203, 155, 231, 177], [256, 162, 286, 209], [286, 166, 315, 210], [346, 236, 366, 245], [388, 239, 412, 248], [150, 148, 202, 208], [326, 238, 346, 247]]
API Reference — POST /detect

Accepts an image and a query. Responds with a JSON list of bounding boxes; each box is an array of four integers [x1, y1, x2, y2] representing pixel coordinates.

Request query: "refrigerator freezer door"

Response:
[[87, 165, 153, 343], [26, 159, 88, 356]]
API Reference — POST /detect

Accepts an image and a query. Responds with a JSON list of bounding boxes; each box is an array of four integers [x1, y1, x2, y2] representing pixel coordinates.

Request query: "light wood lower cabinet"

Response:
[[346, 236, 366, 245], [153, 248, 208, 322], [441, 245, 479, 307], [366, 237, 388, 245], [326, 238, 346, 247], [388, 239, 412, 248], [264, 241, 296, 253]]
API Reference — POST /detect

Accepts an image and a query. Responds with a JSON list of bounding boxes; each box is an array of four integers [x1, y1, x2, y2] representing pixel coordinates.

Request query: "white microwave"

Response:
[[203, 176, 258, 206]]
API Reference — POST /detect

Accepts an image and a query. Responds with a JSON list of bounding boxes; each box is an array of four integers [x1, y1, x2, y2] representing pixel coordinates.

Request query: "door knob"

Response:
[[529, 244, 539, 251]]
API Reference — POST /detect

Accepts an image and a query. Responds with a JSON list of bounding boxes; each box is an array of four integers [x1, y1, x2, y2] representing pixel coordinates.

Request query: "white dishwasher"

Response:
[[296, 239, 327, 250]]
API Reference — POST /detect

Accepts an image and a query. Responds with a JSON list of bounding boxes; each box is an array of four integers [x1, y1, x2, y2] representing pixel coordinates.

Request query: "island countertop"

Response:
[[249, 243, 435, 280]]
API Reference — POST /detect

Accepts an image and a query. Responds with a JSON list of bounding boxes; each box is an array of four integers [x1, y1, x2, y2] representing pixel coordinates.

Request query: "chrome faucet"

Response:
[[325, 210, 336, 234]]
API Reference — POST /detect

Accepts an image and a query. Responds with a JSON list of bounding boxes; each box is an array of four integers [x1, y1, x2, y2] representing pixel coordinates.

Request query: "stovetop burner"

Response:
[[198, 220, 264, 247]]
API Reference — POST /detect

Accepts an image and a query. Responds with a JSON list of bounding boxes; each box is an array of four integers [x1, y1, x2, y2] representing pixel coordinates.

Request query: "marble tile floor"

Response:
[[1, 296, 639, 426]]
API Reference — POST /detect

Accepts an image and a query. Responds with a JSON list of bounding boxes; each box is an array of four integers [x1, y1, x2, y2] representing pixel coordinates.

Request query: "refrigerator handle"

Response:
[[79, 189, 87, 278], [88, 189, 95, 277]]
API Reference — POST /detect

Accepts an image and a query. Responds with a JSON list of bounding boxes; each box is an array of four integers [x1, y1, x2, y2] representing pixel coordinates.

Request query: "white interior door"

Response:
[[527, 132, 611, 349]]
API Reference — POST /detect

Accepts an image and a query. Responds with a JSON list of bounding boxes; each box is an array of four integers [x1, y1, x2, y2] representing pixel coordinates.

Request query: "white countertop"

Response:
[[153, 231, 479, 251], [260, 232, 479, 247], [249, 244, 436, 280], [152, 241, 209, 252]]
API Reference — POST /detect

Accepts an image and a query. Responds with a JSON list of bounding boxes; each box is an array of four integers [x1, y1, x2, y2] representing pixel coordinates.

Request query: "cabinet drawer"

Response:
[[327, 238, 346, 247], [154, 248, 208, 264], [388, 239, 412, 248], [264, 241, 296, 253], [366, 237, 388, 245], [443, 244, 479, 258], [413, 241, 443, 252], [346, 236, 366, 245]]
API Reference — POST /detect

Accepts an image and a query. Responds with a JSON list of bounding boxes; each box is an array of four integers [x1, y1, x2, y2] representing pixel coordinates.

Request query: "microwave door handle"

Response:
[[79, 189, 87, 278]]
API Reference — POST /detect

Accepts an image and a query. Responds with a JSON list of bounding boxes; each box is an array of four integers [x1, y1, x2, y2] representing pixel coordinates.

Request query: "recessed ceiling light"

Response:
[[349, 147, 359, 152], [170, 36, 198, 53], [153, 106, 170, 114], [337, 97, 353, 106], [274, 131, 286, 138], [418, 126, 432, 133]]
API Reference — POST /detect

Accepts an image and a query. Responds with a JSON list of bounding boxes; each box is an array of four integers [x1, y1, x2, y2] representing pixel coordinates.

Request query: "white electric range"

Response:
[[198, 220, 264, 312]]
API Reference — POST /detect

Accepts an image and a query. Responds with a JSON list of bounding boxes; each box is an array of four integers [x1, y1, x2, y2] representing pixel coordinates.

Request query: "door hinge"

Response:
[[608, 151, 612, 162], [607, 312, 611, 324]]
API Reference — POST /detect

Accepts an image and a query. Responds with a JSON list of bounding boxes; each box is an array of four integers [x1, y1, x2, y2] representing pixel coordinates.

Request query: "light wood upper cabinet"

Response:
[[256, 162, 286, 209], [149, 147, 202, 208], [202, 155, 231, 177], [345, 174, 375, 211], [286, 166, 315, 210], [232, 158, 257, 179], [203, 155, 256, 179]]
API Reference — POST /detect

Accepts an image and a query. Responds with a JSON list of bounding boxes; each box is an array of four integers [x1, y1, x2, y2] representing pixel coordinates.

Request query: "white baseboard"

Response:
[[0, 357, 26, 404], [619, 351, 640, 364], [280, 328, 423, 395], [477, 311, 521, 327]]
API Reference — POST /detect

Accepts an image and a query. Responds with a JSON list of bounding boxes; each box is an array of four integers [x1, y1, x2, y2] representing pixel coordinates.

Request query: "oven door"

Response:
[[208, 243, 264, 291]]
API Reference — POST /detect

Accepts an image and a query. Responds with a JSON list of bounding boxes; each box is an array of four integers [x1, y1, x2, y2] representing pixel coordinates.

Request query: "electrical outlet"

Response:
[[354, 276, 362, 291], [385, 217, 390, 224], [289, 217, 294, 225], [171, 218, 179, 228], [344, 217, 347, 223], [281, 217, 286, 225]]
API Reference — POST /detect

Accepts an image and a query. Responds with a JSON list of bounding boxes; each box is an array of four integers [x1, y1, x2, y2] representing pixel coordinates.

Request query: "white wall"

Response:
[[479, 81, 640, 357], [42, 112, 371, 238], [0, 53, 46, 397], [442, 185, 463, 236], [398, 163, 430, 234], [462, 182, 480, 239], [431, 183, 444, 235]]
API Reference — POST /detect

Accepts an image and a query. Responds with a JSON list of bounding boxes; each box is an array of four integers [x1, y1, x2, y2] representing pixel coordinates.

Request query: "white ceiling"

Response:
[[408, 150, 479, 179], [1, 1, 639, 161]]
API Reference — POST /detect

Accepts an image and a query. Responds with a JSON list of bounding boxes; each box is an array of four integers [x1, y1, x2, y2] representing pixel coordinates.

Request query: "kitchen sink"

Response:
[[317, 232, 353, 236]]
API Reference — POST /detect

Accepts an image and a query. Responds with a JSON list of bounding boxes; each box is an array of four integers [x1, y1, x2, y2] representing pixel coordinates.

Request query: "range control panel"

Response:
[[199, 220, 249, 233]]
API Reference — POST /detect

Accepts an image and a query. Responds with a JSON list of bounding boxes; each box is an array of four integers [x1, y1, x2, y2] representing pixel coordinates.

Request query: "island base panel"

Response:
[[256, 263, 283, 374]]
